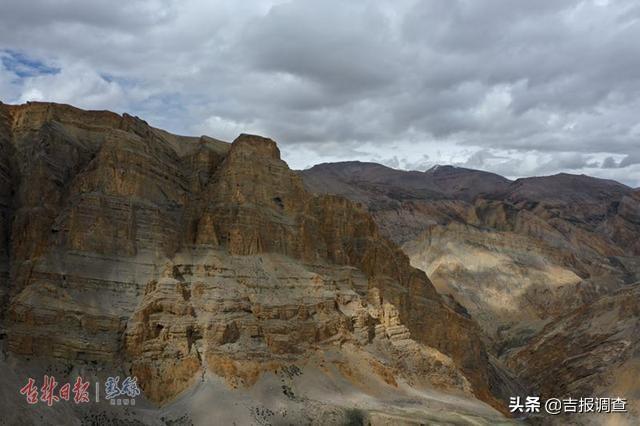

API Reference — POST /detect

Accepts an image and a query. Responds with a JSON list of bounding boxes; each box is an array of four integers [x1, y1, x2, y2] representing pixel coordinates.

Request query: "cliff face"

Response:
[[507, 285, 640, 419], [0, 102, 511, 423], [302, 160, 640, 421]]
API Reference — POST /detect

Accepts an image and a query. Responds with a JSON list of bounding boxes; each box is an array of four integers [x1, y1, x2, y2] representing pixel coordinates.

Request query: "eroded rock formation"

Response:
[[0, 102, 512, 423], [302, 160, 640, 422]]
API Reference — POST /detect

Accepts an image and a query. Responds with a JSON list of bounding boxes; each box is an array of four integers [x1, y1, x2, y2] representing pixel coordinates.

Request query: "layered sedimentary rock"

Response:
[[302, 163, 640, 337], [508, 285, 640, 423], [0, 102, 512, 423], [302, 161, 640, 421]]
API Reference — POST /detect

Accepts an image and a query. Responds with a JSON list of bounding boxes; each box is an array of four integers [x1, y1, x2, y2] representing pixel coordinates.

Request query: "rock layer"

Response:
[[302, 160, 640, 422], [0, 102, 509, 420]]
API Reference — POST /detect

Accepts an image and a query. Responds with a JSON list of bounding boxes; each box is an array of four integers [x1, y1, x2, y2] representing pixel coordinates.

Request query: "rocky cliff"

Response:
[[302, 161, 640, 423], [0, 102, 513, 425]]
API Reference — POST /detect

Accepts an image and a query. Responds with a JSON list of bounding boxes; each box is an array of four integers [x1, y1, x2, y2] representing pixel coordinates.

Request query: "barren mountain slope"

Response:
[[508, 285, 640, 424], [301, 160, 640, 422], [0, 101, 514, 424]]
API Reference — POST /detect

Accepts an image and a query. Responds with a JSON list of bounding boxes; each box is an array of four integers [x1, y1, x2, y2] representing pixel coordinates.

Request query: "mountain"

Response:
[[0, 102, 515, 425], [302, 162, 512, 246], [301, 160, 640, 423], [508, 285, 640, 423], [302, 162, 512, 203]]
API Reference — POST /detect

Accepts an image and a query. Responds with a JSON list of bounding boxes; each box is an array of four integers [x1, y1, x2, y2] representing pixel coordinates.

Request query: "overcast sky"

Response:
[[1, 0, 640, 186]]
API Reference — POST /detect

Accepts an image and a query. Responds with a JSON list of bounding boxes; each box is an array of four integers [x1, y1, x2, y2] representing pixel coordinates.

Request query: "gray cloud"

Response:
[[1, 0, 639, 186], [620, 153, 640, 168], [602, 156, 619, 169]]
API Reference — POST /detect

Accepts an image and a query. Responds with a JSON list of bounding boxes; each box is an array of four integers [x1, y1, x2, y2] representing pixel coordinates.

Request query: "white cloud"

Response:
[[0, 0, 639, 186], [16, 64, 127, 111], [199, 115, 256, 142]]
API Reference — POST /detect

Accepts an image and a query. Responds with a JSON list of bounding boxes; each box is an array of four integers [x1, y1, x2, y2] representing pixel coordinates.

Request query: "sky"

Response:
[[1, 0, 640, 186]]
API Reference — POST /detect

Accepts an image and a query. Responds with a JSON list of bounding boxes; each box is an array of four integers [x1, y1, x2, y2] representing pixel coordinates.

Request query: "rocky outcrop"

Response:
[[123, 254, 474, 404], [0, 102, 510, 421], [301, 159, 640, 422], [404, 221, 584, 347], [508, 284, 640, 395], [507, 285, 640, 422]]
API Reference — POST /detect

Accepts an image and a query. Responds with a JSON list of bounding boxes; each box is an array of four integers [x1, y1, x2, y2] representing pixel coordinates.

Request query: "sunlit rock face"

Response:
[[0, 102, 514, 423], [302, 159, 640, 422]]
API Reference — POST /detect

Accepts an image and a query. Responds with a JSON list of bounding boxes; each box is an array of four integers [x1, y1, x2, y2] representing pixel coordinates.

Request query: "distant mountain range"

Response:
[[303, 160, 632, 204]]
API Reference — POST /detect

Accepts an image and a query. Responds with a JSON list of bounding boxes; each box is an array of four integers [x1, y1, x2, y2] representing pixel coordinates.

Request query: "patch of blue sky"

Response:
[[1, 50, 60, 78], [130, 92, 202, 135], [99, 72, 131, 86]]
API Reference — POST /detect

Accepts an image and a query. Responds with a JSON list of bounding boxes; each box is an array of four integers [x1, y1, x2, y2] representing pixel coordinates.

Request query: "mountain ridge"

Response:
[[0, 101, 517, 424], [301, 157, 640, 422], [302, 160, 632, 200]]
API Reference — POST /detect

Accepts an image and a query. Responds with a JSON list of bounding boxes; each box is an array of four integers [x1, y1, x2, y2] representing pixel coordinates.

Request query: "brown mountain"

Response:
[[0, 102, 516, 425], [303, 162, 512, 246], [508, 285, 640, 423], [302, 162, 512, 203], [301, 160, 640, 422]]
